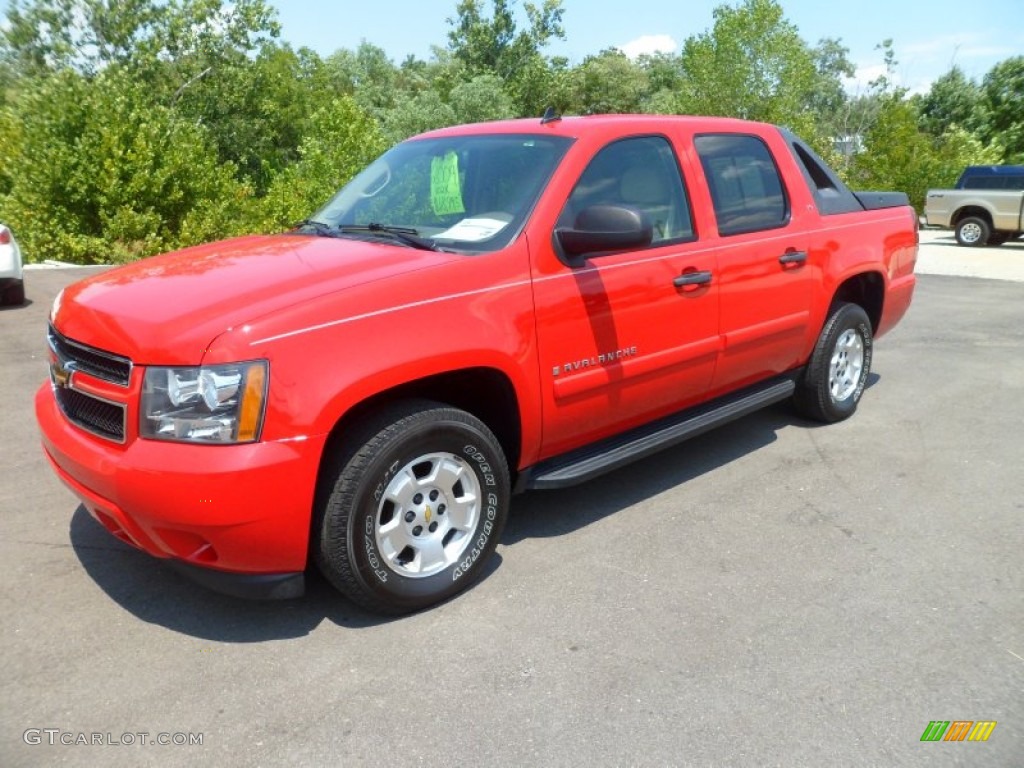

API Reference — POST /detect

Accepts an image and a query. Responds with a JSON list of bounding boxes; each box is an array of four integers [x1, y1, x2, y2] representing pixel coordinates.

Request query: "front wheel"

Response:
[[315, 401, 510, 614], [794, 303, 873, 423]]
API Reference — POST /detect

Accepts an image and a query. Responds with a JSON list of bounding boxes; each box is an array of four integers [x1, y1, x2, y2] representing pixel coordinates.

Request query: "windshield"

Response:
[[309, 134, 573, 252]]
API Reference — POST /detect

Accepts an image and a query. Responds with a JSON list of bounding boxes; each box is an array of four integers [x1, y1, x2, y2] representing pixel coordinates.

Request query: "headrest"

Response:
[[620, 166, 666, 205]]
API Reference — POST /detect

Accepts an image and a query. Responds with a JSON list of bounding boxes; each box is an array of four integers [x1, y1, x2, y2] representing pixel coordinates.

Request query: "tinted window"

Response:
[[963, 175, 1024, 190], [963, 176, 1000, 189], [558, 136, 694, 246], [695, 134, 789, 235]]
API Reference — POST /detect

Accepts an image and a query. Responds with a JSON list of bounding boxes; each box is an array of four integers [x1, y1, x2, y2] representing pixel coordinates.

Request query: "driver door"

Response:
[[530, 135, 721, 458]]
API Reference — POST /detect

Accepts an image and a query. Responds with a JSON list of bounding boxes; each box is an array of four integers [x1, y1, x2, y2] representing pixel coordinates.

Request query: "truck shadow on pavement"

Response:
[[505, 400, 823, 544], [68, 383, 876, 640], [68, 505, 504, 639]]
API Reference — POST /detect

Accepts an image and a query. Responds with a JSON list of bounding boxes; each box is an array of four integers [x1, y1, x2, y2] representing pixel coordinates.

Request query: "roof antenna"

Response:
[[541, 106, 561, 125]]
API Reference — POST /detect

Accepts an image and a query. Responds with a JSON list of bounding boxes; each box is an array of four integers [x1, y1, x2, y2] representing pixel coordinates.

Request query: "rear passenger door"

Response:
[[694, 133, 813, 392]]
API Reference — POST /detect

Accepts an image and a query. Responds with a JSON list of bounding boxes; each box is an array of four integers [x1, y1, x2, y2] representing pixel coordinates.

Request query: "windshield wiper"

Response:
[[292, 219, 342, 237], [338, 223, 439, 251]]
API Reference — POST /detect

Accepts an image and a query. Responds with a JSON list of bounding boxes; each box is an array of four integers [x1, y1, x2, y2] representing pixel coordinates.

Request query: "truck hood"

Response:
[[53, 234, 458, 364]]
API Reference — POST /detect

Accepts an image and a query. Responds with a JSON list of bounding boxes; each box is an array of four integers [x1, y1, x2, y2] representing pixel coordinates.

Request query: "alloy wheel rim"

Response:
[[961, 222, 982, 243], [829, 329, 864, 402], [374, 452, 480, 578]]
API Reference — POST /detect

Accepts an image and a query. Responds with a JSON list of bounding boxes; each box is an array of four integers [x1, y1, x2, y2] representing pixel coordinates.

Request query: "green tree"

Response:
[[259, 96, 386, 229], [324, 42, 401, 118], [933, 125, 1003, 184], [677, 0, 823, 143], [849, 95, 935, 210], [807, 38, 855, 135], [446, 0, 565, 115], [381, 90, 458, 143], [914, 66, 983, 138], [827, 40, 903, 176], [446, 0, 563, 77], [448, 73, 515, 122], [637, 52, 686, 114], [0, 59, 15, 104], [980, 56, 1024, 162], [571, 49, 649, 114], [846, 91, 997, 212], [1, 0, 295, 191], [169, 43, 326, 193], [1, 0, 160, 74], [0, 69, 248, 263], [0, 0, 279, 77]]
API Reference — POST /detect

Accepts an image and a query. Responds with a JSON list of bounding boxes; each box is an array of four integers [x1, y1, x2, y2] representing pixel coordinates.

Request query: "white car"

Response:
[[0, 223, 25, 306]]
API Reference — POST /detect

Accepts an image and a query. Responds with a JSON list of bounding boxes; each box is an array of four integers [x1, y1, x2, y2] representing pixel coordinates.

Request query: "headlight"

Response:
[[141, 361, 268, 443]]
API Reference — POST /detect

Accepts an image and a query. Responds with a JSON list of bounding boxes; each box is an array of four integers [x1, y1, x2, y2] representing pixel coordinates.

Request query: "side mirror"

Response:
[[555, 205, 653, 265]]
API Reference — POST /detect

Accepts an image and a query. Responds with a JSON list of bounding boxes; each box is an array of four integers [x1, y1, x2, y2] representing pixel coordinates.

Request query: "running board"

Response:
[[518, 374, 798, 492]]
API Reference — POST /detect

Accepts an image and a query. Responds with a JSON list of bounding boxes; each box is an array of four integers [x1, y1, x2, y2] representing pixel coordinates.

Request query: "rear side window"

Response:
[[695, 134, 789, 235]]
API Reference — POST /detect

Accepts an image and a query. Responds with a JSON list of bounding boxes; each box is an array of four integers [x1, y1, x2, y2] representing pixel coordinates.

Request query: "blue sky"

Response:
[[272, 0, 1024, 94]]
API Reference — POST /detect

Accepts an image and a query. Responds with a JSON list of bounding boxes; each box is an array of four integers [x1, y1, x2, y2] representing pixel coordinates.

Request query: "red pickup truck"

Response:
[[36, 115, 918, 614]]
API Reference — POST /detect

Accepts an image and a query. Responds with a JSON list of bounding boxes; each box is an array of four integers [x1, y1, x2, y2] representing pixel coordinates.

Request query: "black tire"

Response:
[[955, 216, 990, 247], [987, 233, 1009, 246], [2, 279, 24, 306], [315, 400, 510, 615], [794, 302, 873, 423]]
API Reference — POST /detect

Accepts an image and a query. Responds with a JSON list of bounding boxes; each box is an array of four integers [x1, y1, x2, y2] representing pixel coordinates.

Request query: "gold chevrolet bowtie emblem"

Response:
[[50, 358, 75, 389], [424, 505, 432, 523]]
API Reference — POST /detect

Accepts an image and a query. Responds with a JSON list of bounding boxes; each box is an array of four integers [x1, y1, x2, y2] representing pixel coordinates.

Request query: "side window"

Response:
[[695, 134, 789, 236], [963, 176, 1000, 190], [968, 175, 1024, 190], [558, 136, 694, 246]]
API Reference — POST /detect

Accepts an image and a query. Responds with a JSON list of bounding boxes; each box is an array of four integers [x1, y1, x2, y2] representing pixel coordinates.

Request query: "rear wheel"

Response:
[[315, 401, 509, 614], [794, 303, 873, 423], [955, 216, 990, 247]]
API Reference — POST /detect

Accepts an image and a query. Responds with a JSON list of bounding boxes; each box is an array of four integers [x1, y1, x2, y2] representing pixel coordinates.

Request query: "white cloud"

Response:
[[843, 66, 934, 97], [618, 34, 677, 60], [901, 33, 1017, 61], [843, 65, 889, 95], [866, 33, 1024, 93]]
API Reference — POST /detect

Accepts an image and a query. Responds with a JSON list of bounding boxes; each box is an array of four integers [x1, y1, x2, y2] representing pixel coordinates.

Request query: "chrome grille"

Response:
[[48, 325, 132, 387], [54, 387, 126, 443]]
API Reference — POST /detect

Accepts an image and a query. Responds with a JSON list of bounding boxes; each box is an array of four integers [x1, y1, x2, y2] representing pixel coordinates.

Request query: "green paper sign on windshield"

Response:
[[430, 151, 465, 216]]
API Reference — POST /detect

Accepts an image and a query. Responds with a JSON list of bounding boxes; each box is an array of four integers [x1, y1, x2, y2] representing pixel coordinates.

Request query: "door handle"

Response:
[[778, 251, 807, 266], [673, 271, 712, 288]]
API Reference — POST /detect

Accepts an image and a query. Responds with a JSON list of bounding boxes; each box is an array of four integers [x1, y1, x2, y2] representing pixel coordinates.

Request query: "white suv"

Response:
[[0, 223, 25, 306]]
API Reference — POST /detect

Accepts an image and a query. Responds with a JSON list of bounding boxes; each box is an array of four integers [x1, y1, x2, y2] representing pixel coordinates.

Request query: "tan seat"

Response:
[[619, 166, 672, 239]]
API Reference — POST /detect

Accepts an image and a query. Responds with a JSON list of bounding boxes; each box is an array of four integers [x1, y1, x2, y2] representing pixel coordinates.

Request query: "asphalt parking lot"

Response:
[[1, 232, 1021, 767]]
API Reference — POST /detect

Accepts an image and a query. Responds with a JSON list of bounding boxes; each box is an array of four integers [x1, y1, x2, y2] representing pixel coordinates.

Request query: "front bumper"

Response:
[[36, 383, 326, 598]]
